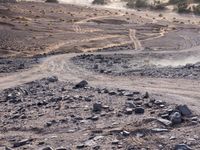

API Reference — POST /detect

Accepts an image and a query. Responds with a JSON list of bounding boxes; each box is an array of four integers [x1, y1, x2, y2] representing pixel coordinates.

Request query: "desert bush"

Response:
[[127, 0, 148, 8], [92, 0, 107, 5], [169, 0, 186, 4], [45, 0, 59, 3], [177, 2, 191, 13], [194, 4, 200, 14]]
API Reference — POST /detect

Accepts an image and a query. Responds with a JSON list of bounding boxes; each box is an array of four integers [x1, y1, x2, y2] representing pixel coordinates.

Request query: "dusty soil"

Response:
[[0, 1, 200, 150]]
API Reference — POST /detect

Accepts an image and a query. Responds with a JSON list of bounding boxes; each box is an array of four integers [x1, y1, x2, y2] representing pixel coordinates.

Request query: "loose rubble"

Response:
[[72, 54, 200, 80], [0, 77, 199, 149], [0, 57, 39, 73]]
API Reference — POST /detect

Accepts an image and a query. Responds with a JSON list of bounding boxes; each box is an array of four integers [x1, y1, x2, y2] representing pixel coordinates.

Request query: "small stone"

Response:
[[13, 139, 30, 148], [135, 107, 145, 114], [47, 76, 58, 82], [174, 144, 192, 150], [170, 136, 176, 140], [76, 144, 85, 149], [109, 91, 117, 95], [191, 121, 198, 125], [93, 102, 102, 112], [170, 112, 182, 125], [74, 80, 88, 89], [121, 130, 130, 136], [154, 100, 164, 105], [125, 108, 133, 115], [112, 139, 119, 145], [157, 118, 172, 126], [93, 145, 100, 150], [102, 105, 109, 109], [191, 117, 198, 121], [123, 92, 133, 97], [161, 113, 169, 119], [91, 115, 99, 121]]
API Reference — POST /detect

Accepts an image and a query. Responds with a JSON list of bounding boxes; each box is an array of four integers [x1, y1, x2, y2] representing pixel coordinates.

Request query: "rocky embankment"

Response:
[[72, 54, 200, 80]]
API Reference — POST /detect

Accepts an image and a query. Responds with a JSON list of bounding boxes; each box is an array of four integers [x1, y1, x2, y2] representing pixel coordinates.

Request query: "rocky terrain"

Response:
[[0, 57, 39, 73], [0, 77, 200, 150], [72, 53, 200, 79], [0, 1, 200, 150]]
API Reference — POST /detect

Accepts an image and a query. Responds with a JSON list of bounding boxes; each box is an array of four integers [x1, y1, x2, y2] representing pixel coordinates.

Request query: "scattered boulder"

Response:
[[176, 105, 192, 117], [135, 107, 145, 114], [93, 102, 102, 112], [76, 144, 85, 149], [170, 112, 182, 125], [74, 80, 88, 89], [47, 76, 58, 82]]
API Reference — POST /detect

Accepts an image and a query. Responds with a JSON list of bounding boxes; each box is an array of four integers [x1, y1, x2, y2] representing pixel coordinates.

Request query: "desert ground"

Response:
[[0, 1, 200, 150]]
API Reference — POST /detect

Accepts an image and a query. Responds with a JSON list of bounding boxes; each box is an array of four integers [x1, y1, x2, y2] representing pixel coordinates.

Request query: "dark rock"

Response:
[[170, 112, 182, 125], [13, 139, 30, 148], [143, 92, 149, 99], [47, 76, 58, 82], [135, 107, 145, 114], [109, 91, 117, 95], [176, 105, 192, 117], [76, 144, 85, 149], [123, 92, 134, 97], [174, 144, 192, 150], [74, 80, 88, 89], [93, 102, 102, 112]]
